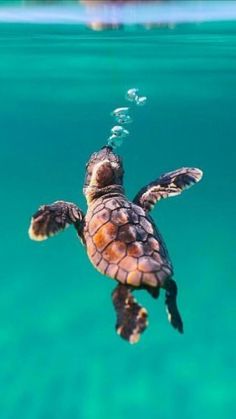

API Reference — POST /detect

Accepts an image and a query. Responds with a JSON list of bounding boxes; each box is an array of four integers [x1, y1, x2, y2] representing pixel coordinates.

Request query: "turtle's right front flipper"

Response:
[[28, 201, 84, 241], [134, 167, 203, 212]]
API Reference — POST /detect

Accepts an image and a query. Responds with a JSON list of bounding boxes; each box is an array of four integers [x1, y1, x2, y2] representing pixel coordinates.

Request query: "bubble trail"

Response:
[[106, 88, 147, 149]]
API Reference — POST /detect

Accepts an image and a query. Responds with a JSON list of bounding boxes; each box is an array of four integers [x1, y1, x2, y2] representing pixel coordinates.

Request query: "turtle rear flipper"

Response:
[[28, 201, 84, 241], [164, 278, 183, 333], [112, 284, 148, 344], [134, 167, 203, 212]]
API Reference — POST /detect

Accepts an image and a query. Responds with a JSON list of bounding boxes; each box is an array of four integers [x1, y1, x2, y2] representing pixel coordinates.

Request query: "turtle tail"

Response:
[[112, 284, 148, 344]]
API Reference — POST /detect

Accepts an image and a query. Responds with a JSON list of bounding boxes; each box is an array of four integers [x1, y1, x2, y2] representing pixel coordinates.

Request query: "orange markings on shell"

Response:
[[119, 256, 137, 271], [86, 237, 97, 257], [88, 217, 100, 236], [93, 222, 117, 252], [127, 271, 142, 286], [138, 256, 160, 273], [127, 242, 144, 257], [88, 209, 110, 235], [103, 240, 126, 264]]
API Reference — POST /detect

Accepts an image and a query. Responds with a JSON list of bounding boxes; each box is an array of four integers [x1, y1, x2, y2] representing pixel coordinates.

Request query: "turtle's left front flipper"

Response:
[[134, 167, 203, 212], [28, 201, 84, 241]]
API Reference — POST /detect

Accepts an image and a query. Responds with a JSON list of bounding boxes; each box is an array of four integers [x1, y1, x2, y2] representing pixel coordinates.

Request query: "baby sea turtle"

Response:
[[29, 146, 203, 343]]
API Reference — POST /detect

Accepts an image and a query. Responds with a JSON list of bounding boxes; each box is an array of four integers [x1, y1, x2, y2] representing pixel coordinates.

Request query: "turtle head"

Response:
[[83, 146, 124, 202]]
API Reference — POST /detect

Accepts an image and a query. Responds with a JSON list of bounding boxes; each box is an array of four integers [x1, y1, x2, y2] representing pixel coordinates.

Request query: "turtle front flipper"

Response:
[[133, 167, 203, 212], [112, 284, 148, 344], [28, 201, 84, 241], [163, 278, 183, 334]]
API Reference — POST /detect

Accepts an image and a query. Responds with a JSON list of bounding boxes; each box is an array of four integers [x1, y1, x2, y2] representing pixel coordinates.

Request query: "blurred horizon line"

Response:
[[0, 1, 236, 25]]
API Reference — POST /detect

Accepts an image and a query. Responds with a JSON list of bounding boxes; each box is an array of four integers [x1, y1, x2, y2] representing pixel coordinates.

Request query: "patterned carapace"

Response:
[[29, 145, 203, 343], [84, 195, 172, 288]]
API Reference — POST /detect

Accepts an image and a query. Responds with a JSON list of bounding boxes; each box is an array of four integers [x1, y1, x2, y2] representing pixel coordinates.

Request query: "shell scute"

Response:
[[127, 271, 142, 286], [106, 263, 119, 278], [142, 273, 158, 286], [93, 251, 102, 266], [118, 224, 136, 243], [133, 204, 145, 216], [89, 208, 110, 235], [92, 221, 117, 252], [86, 237, 97, 257], [127, 242, 144, 257], [93, 202, 105, 214], [135, 225, 148, 242], [139, 217, 154, 234], [85, 197, 173, 287], [111, 208, 130, 225], [138, 256, 160, 273], [117, 268, 128, 283], [105, 199, 121, 210], [152, 251, 163, 263], [119, 256, 138, 271], [97, 258, 109, 273], [102, 240, 127, 264], [147, 237, 160, 252]]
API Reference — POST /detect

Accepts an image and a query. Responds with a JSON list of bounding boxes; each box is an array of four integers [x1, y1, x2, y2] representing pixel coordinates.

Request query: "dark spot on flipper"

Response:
[[112, 284, 148, 344]]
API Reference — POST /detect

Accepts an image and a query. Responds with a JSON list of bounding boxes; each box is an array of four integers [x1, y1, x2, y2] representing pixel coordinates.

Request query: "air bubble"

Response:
[[106, 88, 147, 149], [108, 125, 129, 148], [111, 125, 129, 138], [117, 115, 132, 124], [112, 107, 129, 117], [107, 135, 124, 148], [126, 88, 139, 102], [135, 96, 147, 106], [112, 107, 132, 125]]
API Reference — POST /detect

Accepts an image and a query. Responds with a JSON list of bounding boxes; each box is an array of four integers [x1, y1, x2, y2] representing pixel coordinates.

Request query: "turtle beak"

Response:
[[100, 145, 114, 156], [101, 145, 113, 151]]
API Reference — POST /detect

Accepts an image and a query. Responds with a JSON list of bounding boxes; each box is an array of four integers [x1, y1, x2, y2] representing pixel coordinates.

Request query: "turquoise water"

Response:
[[1, 21, 236, 419]]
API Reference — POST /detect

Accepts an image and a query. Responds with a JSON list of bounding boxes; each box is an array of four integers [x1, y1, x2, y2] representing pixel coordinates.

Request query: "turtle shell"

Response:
[[83, 195, 173, 288]]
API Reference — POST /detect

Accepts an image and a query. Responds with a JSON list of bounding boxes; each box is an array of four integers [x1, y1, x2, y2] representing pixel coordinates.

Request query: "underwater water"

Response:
[[0, 20, 236, 419]]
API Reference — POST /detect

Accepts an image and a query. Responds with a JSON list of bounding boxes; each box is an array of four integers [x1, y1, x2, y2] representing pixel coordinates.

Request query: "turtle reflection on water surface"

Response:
[[29, 146, 203, 344]]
